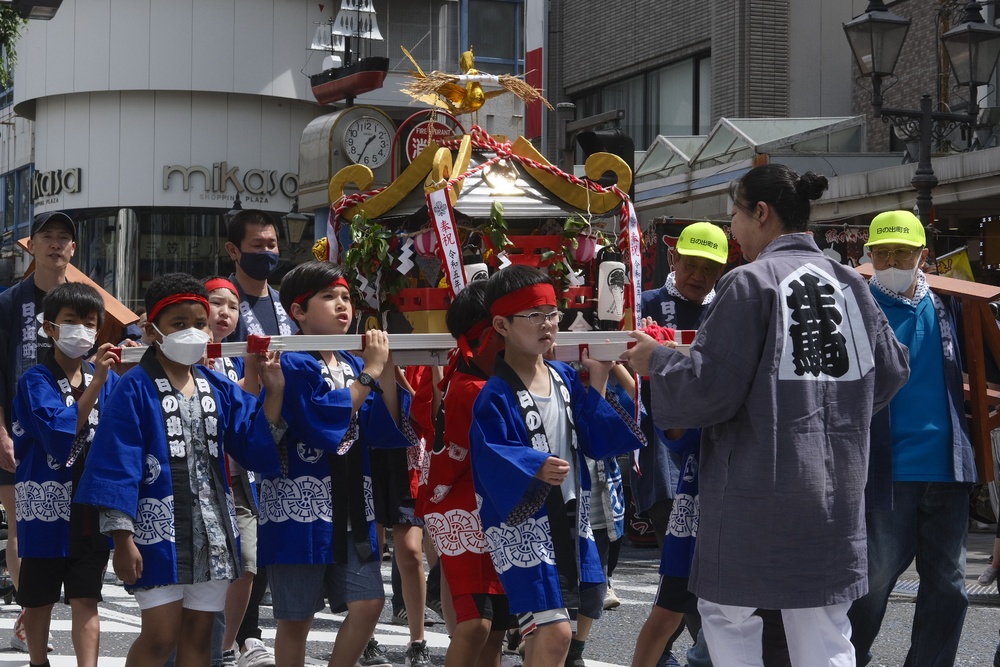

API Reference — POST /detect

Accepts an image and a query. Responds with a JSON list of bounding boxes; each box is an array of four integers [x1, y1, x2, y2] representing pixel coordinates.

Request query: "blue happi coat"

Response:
[[256, 351, 412, 567], [12, 362, 119, 557], [74, 364, 282, 590], [470, 360, 645, 614], [0, 276, 44, 427]]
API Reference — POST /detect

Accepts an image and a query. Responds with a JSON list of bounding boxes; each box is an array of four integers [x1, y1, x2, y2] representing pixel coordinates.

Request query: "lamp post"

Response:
[[844, 0, 1000, 232], [281, 198, 311, 246]]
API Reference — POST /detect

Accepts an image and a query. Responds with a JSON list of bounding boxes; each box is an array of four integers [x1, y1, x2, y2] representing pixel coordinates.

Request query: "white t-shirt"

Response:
[[531, 369, 577, 503]]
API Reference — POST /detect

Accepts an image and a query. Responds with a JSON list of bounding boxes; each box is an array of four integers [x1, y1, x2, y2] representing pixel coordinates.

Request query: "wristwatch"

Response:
[[357, 372, 383, 394]]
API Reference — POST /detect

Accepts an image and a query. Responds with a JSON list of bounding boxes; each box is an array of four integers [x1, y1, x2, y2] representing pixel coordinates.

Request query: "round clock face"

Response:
[[343, 116, 392, 168]]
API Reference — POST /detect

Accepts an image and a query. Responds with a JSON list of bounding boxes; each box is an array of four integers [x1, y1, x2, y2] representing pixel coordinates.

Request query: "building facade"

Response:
[[0, 0, 526, 305], [536, 0, 857, 157]]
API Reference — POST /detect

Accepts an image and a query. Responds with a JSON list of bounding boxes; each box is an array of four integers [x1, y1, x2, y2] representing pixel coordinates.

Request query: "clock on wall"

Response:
[[342, 115, 392, 168], [327, 105, 396, 187]]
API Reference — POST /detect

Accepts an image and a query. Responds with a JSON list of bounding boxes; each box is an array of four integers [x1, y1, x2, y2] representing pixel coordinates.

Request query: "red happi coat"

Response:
[[422, 365, 504, 597], [404, 365, 434, 499]]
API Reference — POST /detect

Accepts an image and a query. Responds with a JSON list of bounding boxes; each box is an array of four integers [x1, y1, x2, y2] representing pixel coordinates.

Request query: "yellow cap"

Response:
[[676, 222, 729, 264], [866, 211, 926, 247]]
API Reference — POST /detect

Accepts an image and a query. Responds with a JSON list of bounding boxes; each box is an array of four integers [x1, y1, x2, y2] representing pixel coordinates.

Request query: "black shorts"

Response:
[[16, 537, 110, 607], [653, 575, 698, 614], [453, 592, 514, 628], [0, 468, 15, 486]]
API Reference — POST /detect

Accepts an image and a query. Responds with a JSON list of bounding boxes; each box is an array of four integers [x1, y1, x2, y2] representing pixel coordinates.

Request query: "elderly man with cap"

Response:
[[634, 222, 727, 667], [848, 210, 975, 667], [0, 210, 76, 652], [636, 221, 728, 545]]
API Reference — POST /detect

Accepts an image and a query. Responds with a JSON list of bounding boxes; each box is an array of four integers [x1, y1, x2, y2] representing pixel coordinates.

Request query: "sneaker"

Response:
[[603, 583, 621, 610], [426, 597, 444, 619], [405, 639, 430, 667], [504, 627, 521, 655], [980, 563, 999, 585], [237, 637, 276, 667], [9, 610, 26, 653], [7, 611, 51, 654], [565, 640, 586, 667], [222, 647, 239, 667], [392, 607, 408, 625], [654, 652, 681, 667], [357, 637, 392, 667]]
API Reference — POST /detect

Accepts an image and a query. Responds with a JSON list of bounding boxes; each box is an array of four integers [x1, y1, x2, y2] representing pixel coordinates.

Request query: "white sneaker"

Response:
[[9, 610, 53, 653], [603, 583, 621, 610], [9, 610, 26, 653], [237, 637, 276, 667]]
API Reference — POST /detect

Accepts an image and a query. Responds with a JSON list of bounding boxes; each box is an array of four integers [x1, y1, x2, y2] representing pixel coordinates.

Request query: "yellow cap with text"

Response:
[[676, 222, 728, 264], [866, 210, 926, 247]]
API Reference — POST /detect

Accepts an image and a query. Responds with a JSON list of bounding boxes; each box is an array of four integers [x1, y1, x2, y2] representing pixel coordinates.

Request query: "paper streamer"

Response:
[[497, 250, 512, 270], [397, 236, 415, 275]]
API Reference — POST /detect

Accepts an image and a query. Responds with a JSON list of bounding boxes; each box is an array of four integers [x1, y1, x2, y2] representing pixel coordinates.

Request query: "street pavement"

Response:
[[1, 527, 999, 666]]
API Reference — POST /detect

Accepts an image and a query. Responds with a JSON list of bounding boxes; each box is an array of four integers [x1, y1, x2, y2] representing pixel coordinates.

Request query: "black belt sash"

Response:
[[140, 348, 234, 582], [42, 355, 100, 538], [492, 354, 580, 607], [313, 351, 373, 565]]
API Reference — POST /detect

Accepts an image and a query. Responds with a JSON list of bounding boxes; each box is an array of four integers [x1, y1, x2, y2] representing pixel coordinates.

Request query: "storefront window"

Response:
[[73, 207, 316, 311], [3, 173, 13, 232]]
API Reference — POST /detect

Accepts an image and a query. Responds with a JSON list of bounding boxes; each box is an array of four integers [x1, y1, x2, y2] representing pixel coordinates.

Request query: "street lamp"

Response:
[[281, 199, 311, 245], [224, 192, 243, 226], [844, 0, 1000, 231]]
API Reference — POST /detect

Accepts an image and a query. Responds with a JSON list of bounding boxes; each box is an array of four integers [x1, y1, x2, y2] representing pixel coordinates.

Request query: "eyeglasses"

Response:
[[510, 311, 564, 326], [870, 247, 922, 262]]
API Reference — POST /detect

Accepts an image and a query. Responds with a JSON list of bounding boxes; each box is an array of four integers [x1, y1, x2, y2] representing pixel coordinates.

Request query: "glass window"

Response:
[[15, 167, 29, 224], [572, 53, 712, 149], [3, 173, 13, 232], [602, 75, 645, 146], [383, 0, 460, 73], [468, 0, 519, 62], [650, 60, 694, 138], [72, 207, 316, 309], [698, 56, 712, 134], [0, 46, 11, 109]]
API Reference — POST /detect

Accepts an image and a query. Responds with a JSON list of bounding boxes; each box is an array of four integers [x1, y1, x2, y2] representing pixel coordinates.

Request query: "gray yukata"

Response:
[[646, 233, 910, 610]]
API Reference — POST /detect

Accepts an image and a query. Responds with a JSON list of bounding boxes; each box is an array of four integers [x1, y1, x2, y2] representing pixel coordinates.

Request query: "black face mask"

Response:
[[238, 251, 280, 281]]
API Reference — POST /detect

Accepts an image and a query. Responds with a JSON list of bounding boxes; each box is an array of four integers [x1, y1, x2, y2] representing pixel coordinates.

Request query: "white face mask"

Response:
[[53, 323, 97, 359], [876, 265, 920, 295], [153, 324, 211, 365]]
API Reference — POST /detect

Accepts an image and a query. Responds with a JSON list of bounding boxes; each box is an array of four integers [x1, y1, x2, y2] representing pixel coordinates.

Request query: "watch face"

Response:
[[344, 116, 392, 168]]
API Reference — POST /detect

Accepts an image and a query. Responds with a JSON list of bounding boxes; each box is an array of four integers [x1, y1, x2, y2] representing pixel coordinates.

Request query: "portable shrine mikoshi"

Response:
[[318, 123, 644, 341]]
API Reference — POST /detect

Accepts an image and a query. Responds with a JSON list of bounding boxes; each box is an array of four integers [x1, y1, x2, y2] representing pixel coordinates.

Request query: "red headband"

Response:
[[292, 276, 351, 306], [478, 284, 557, 356], [440, 319, 491, 392], [457, 319, 489, 361], [489, 284, 557, 318], [149, 293, 210, 323], [204, 278, 239, 298]]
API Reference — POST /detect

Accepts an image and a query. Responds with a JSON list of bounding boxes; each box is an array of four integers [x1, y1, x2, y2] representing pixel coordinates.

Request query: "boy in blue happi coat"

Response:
[[12, 283, 119, 667], [74, 273, 286, 667], [262, 260, 413, 667], [469, 266, 646, 667]]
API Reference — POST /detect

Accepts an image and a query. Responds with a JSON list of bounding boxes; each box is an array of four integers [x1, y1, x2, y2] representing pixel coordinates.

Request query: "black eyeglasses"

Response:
[[510, 311, 564, 326], [870, 247, 922, 262]]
